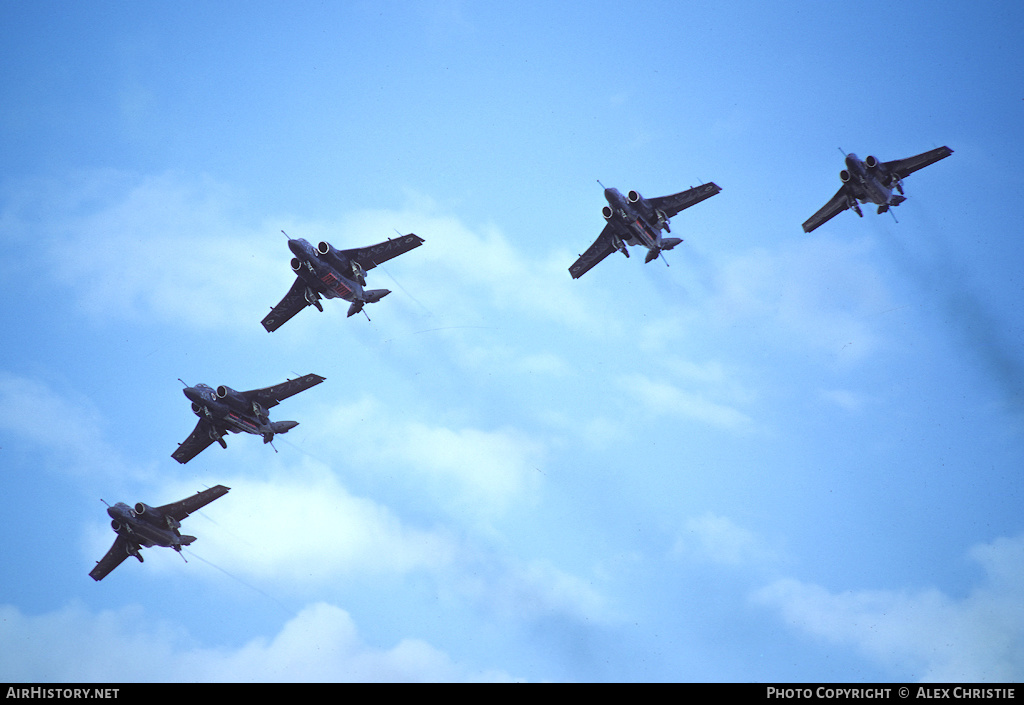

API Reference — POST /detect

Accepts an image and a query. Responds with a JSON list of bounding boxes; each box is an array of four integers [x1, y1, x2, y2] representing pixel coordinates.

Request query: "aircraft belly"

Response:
[[867, 182, 890, 205], [318, 271, 354, 300], [126, 523, 168, 549], [630, 219, 656, 248], [225, 412, 260, 435]]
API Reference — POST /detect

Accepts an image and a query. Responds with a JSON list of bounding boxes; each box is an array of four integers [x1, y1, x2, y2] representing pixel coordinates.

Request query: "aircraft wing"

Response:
[[341, 233, 424, 272], [882, 146, 953, 183], [802, 186, 852, 233], [262, 277, 310, 332], [172, 418, 218, 464], [243, 373, 325, 410], [647, 182, 722, 219], [569, 224, 619, 279], [89, 534, 134, 581], [156, 485, 231, 523]]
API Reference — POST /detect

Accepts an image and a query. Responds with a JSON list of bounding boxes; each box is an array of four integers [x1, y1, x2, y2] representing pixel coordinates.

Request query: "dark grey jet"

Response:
[[262, 232, 424, 331], [172, 373, 325, 463], [802, 146, 953, 232], [569, 182, 721, 278], [89, 485, 230, 581]]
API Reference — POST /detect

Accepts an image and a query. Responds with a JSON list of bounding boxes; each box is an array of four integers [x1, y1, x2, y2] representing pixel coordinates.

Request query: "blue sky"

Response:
[[2, 0, 1023, 683]]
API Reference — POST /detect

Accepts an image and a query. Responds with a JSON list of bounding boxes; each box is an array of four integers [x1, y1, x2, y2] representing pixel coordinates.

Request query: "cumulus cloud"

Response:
[[0, 601, 516, 682], [702, 237, 892, 363], [132, 440, 611, 631], [311, 394, 547, 520], [620, 373, 753, 430], [10, 171, 622, 343], [818, 388, 871, 412], [342, 204, 607, 334], [450, 553, 613, 625], [33, 172, 280, 331], [673, 512, 777, 567], [754, 533, 1024, 682], [0, 371, 144, 482], [166, 460, 459, 587]]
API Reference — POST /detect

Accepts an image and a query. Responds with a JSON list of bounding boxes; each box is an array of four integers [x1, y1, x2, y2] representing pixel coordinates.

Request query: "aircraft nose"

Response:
[[183, 387, 202, 404], [287, 239, 305, 257]]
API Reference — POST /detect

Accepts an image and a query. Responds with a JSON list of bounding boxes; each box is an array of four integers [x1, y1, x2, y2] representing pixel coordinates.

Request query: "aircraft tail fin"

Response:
[[348, 289, 391, 318]]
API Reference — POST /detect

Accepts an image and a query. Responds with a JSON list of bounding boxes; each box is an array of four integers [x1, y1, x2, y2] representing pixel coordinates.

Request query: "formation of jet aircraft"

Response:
[[262, 232, 424, 330], [91, 143, 953, 580], [802, 146, 953, 233], [90, 485, 230, 581], [172, 373, 325, 463]]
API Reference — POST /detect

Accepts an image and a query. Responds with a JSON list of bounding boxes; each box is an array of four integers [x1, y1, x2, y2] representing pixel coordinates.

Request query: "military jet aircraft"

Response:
[[89, 485, 229, 581], [569, 182, 721, 279], [262, 232, 424, 330], [172, 373, 325, 463], [802, 146, 953, 233]]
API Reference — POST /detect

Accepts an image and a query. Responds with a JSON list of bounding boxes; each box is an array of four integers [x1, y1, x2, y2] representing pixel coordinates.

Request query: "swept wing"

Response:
[[802, 186, 852, 233], [89, 534, 134, 581], [569, 224, 620, 279], [171, 418, 218, 464], [262, 277, 310, 333], [156, 485, 231, 523], [881, 146, 953, 184], [647, 182, 722, 219], [341, 233, 424, 272], [240, 373, 325, 410]]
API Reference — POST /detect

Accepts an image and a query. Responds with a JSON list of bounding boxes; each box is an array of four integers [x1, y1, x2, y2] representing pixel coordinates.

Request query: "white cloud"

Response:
[[393, 422, 545, 514], [818, 388, 871, 412], [143, 453, 613, 630], [0, 601, 517, 682], [41, 172, 281, 330], [754, 533, 1024, 682], [155, 460, 458, 587], [673, 512, 777, 567], [451, 554, 613, 625], [312, 395, 547, 520], [0, 373, 103, 459], [338, 201, 615, 335], [0, 372, 145, 482], [16, 172, 619, 340], [702, 237, 892, 363], [620, 373, 753, 430]]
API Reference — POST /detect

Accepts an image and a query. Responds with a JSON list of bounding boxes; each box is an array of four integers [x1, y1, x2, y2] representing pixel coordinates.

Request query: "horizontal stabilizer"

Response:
[[364, 288, 391, 303], [271, 420, 299, 434]]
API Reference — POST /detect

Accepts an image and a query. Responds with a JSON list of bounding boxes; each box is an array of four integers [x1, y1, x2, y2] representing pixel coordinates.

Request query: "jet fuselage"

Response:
[[105, 502, 184, 554], [183, 383, 297, 444], [602, 188, 683, 262], [288, 237, 364, 304], [841, 154, 903, 211], [603, 188, 661, 250]]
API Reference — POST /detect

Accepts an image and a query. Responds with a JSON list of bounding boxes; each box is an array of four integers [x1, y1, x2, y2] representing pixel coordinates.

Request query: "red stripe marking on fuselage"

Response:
[[320, 272, 352, 297], [228, 413, 258, 432]]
